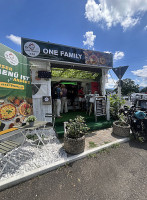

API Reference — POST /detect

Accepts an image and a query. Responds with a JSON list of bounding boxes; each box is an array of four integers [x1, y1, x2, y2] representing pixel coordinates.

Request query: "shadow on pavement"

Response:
[[129, 139, 147, 150]]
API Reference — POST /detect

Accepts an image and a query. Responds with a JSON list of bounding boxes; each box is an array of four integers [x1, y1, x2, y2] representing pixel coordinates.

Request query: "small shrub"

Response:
[[110, 94, 125, 120], [66, 116, 90, 139]]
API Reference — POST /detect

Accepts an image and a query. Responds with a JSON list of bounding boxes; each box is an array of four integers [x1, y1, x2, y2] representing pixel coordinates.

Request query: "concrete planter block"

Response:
[[113, 121, 130, 137], [64, 135, 85, 155]]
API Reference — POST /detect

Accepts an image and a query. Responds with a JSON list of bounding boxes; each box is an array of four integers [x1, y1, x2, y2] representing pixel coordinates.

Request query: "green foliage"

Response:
[[115, 78, 139, 95], [26, 115, 37, 122], [66, 116, 90, 139], [140, 87, 147, 93], [109, 94, 125, 120], [118, 113, 127, 123], [52, 68, 99, 80]]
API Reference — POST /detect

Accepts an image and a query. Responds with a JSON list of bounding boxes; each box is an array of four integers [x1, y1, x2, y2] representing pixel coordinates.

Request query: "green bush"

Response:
[[109, 94, 125, 120], [66, 116, 90, 139]]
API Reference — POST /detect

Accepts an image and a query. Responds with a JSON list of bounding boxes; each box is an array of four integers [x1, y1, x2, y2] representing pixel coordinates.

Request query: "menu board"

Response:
[[94, 96, 106, 122]]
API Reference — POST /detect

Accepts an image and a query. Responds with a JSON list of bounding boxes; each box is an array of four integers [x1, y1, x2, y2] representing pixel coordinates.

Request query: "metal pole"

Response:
[[118, 79, 121, 99], [118, 67, 121, 99], [106, 94, 110, 121]]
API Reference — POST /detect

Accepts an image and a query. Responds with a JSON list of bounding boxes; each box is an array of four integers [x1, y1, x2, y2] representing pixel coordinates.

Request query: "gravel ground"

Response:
[[0, 128, 67, 181], [0, 141, 147, 200]]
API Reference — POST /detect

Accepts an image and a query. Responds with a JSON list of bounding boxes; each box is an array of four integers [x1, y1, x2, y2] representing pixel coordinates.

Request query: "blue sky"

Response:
[[0, 0, 147, 89]]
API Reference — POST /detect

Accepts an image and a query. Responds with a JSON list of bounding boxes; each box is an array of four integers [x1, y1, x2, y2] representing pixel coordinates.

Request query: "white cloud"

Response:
[[104, 51, 111, 54], [85, 0, 147, 30], [132, 66, 147, 78], [83, 31, 96, 49], [132, 66, 147, 87], [144, 25, 147, 30], [6, 34, 21, 45], [114, 51, 124, 60], [106, 75, 117, 89], [104, 50, 124, 61]]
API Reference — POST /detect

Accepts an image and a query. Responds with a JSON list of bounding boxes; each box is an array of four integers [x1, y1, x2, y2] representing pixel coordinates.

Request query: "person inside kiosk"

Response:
[[78, 87, 86, 111], [52, 83, 62, 118], [52, 81, 100, 117]]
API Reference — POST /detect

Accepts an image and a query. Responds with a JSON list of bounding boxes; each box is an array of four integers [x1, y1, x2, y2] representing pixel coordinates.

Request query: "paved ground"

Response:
[[59, 128, 121, 151], [85, 128, 121, 150], [0, 141, 146, 200]]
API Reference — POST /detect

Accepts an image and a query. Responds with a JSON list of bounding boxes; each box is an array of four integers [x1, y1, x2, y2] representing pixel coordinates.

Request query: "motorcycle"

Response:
[[120, 106, 147, 142]]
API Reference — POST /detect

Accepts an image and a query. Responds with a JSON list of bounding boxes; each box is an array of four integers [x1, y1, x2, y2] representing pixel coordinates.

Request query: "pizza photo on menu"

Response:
[[19, 102, 33, 116], [0, 104, 17, 120]]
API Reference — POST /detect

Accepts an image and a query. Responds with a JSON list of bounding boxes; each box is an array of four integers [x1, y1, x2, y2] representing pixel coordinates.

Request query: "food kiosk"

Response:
[[21, 38, 113, 123]]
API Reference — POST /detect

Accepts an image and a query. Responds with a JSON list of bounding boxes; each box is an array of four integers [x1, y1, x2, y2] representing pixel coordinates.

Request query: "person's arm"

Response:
[[60, 88, 63, 96]]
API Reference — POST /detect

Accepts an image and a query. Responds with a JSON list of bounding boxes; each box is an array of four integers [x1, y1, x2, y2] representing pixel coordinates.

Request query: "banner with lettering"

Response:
[[21, 38, 113, 68], [0, 43, 32, 131]]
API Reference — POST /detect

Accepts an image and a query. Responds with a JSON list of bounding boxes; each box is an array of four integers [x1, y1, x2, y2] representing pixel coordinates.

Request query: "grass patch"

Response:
[[89, 141, 97, 148], [99, 143, 120, 153], [111, 143, 120, 148], [104, 141, 110, 144], [99, 148, 110, 154], [88, 153, 97, 158]]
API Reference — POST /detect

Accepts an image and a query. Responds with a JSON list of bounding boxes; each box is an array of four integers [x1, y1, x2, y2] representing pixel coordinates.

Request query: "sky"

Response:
[[0, 0, 147, 89]]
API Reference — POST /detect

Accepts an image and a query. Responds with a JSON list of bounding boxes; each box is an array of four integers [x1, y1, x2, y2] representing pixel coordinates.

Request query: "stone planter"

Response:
[[113, 121, 130, 137], [64, 135, 85, 155]]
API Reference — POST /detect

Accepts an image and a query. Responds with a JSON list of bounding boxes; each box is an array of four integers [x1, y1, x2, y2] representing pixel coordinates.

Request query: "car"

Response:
[[135, 99, 147, 112]]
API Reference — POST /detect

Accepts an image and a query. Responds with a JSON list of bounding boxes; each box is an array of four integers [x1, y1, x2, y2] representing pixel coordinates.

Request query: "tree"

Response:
[[140, 87, 147, 93], [115, 78, 139, 96]]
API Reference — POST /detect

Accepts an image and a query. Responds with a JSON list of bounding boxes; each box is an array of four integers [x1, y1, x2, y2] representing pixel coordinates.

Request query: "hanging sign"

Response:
[[21, 38, 113, 68], [42, 96, 51, 105], [0, 43, 32, 131]]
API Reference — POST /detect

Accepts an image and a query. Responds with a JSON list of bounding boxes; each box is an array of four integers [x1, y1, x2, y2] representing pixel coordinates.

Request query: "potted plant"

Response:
[[26, 115, 37, 127], [110, 95, 130, 137], [64, 116, 89, 155], [113, 113, 130, 137]]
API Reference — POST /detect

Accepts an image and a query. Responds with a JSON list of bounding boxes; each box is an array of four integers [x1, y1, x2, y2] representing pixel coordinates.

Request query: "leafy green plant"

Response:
[[26, 115, 37, 122], [66, 116, 90, 139], [109, 94, 125, 120]]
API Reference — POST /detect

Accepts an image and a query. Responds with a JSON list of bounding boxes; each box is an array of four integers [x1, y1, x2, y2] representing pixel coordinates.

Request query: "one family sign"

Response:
[[21, 38, 113, 68]]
